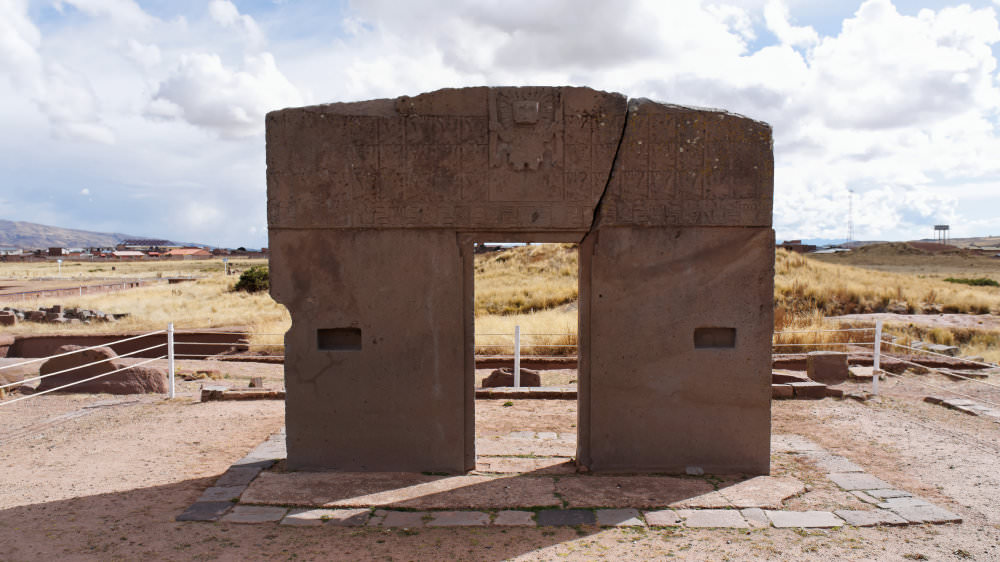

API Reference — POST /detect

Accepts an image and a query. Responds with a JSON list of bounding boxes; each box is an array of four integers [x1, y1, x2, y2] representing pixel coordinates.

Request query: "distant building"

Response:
[[117, 239, 178, 252], [777, 240, 817, 253], [112, 250, 146, 259], [48, 247, 66, 256], [0, 247, 22, 256], [165, 247, 212, 259]]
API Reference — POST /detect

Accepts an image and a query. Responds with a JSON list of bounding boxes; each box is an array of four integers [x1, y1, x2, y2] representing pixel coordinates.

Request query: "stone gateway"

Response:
[[266, 86, 774, 474]]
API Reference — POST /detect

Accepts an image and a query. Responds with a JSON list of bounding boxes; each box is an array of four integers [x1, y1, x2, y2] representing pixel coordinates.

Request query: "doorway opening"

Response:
[[471, 241, 580, 473]]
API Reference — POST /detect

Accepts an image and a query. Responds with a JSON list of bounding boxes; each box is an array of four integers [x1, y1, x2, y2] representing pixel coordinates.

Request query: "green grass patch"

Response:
[[943, 277, 999, 287]]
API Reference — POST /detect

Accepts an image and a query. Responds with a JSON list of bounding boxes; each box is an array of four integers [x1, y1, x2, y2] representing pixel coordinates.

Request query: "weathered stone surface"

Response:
[[789, 381, 828, 399], [492, 510, 536, 527], [741, 508, 770, 528], [175, 501, 233, 522], [887, 503, 962, 524], [268, 86, 774, 474], [644, 509, 682, 527], [215, 467, 262, 488], [379, 511, 429, 528], [676, 509, 748, 529], [37, 345, 167, 394], [772, 370, 809, 384], [481, 367, 541, 388], [557, 476, 715, 508], [808, 453, 864, 473], [865, 489, 912, 500], [221, 505, 288, 524], [198, 485, 246, 502], [475, 457, 576, 474], [765, 510, 843, 528], [807, 351, 849, 385], [281, 508, 370, 526], [669, 491, 733, 509], [717, 476, 805, 509], [828, 472, 892, 491], [834, 510, 908, 527], [536, 509, 596, 527], [428, 511, 490, 527], [772, 384, 793, 399], [583, 226, 773, 473], [596, 508, 644, 527]]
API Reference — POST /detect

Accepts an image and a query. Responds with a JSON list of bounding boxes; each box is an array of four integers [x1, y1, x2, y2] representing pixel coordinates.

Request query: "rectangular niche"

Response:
[[317, 327, 362, 351], [694, 327, 736, 349]]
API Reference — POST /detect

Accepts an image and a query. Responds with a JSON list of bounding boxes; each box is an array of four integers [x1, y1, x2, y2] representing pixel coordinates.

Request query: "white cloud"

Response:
[[53, 0, 153, 29], [151, 52, 303, 138], [80, 188, 90, 195], [123, 38, 161, 68], [764, 0, 819, 47], [208, 0, 264, 46]]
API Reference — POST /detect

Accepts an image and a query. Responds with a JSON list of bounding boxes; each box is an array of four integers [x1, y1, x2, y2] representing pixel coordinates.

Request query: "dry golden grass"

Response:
[[2, 246, 997, 362]]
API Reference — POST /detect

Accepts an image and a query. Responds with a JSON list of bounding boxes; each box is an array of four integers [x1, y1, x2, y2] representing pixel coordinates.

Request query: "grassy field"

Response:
[[2, 243, 998, 361]]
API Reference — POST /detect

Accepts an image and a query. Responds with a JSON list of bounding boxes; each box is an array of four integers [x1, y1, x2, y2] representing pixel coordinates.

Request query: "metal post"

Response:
[[513, 325, 521, 388], [167, 323, 175, 399], [872, 319, 882, 396]]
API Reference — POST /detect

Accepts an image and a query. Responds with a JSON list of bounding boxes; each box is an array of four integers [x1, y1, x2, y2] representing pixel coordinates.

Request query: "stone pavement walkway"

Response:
[[177, 431, 962, 529]]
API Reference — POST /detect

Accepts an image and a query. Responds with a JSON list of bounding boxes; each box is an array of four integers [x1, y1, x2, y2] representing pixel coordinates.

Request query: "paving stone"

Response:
[[741, 508, 770, 528], [676, 509, 748, 529], [717, 476, 805, 509], [475, 457, 576, 475], [380, 511, 429, 528], [827, 472, 891, 491], [668, 491, 733, 509], [197, 485, 246, 502], [493, 510, 536, 527], [807, 453, 864, 473], [428, 511, 490, 527], [231, 458, 276, 470], [596, 508, 644, 527], [536, 432, 558, 440], [834, 510, 908, 527], [175, 501, 233, 522], [876, 496, 932, 510], [215, 467, 262, 488], [281, 508, 370, 527], [765, 510, 843, 528], [887, 503, 962, 524], [850, 490, 879, 504], [221, 505, 288, 524], [536, 509, 596, 527], [865, 489, 912, 500], [643, 509, 682, 527]]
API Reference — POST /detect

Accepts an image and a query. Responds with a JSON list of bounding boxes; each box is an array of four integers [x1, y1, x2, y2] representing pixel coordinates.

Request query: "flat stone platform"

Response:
[[177, 431, 962, 529]]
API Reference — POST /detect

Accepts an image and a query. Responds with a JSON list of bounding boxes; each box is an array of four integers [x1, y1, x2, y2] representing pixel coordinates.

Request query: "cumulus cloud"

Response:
[[0, 0, 115, 143], [764, 0, 819, 47], [53, 0, 153, 29], [208, 0, 264, 46], [150, 52, 303, 138]]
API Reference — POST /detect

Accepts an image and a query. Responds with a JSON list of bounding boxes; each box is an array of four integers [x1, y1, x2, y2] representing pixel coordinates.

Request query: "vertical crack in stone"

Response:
[[581, 100, 630, 243]]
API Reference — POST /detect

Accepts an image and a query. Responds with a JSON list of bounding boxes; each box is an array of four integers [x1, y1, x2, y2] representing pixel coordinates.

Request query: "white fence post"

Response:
[[514, 325, 521, 388], [872, 319, 882, 396], [167, 322, 175, 399]]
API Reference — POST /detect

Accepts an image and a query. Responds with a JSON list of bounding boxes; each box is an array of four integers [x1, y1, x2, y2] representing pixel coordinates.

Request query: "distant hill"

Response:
[[0, 220, 151, 249]]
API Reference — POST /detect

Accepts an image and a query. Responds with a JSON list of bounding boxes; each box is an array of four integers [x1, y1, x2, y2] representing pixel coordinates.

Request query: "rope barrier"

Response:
[[0, 356, 165, 407], [0, 342, 167, 390], [884, 341, 999, 369], [0, 330, 166, 372]]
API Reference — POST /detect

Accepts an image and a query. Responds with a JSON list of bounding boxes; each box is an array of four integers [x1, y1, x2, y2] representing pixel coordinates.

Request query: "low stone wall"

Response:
[[8, 329, 250, 359]]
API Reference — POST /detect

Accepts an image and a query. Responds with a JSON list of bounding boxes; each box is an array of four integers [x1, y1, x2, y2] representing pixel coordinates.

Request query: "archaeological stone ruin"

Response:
[[266, 86, 774, 474]]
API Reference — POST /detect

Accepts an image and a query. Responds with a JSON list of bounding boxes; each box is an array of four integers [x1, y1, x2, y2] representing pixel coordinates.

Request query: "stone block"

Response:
[[428, 511, 490, 527], [221, 505, 288, 524], [481, 368, 541, 388], [36, 345, 167, 394], [717, 476, 805, 509], [282, 509, 368, 527], [765, 510, 843, 528], [808, 453, 864, 473], [0, 312, 15, 326], [887, 503, 962, 524], [926, 344, 959, 356], [865, 489, 912, 500], [380, 511, 429, 528], [789, 381, 827, 399], [214, 467, 262, 488], [643, 509, 682, 527], [536, 509, 597, 527], [807, 351, 848, 385], [771, 384, 793, 399], [596, 508, 644, 527], [198, 486, 246, 502], [772, 370, 809, 384], [834, 510, 908, 527], [741, 508, 770, 528], [492, 510, 536, 527], [175, 501, 233, 522], [676, 509, 748, 529]]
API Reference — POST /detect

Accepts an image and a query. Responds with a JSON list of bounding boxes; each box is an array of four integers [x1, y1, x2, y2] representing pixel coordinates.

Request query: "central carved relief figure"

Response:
[[267, 86, 775, 474]]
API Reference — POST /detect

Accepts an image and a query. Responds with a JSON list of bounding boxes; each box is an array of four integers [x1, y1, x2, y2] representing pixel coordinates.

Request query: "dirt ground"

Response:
[[1, 363, 1000, 560]]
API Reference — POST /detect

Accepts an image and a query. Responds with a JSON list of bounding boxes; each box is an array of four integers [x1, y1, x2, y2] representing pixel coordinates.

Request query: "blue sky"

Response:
[[1, 0, 999, 247]]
